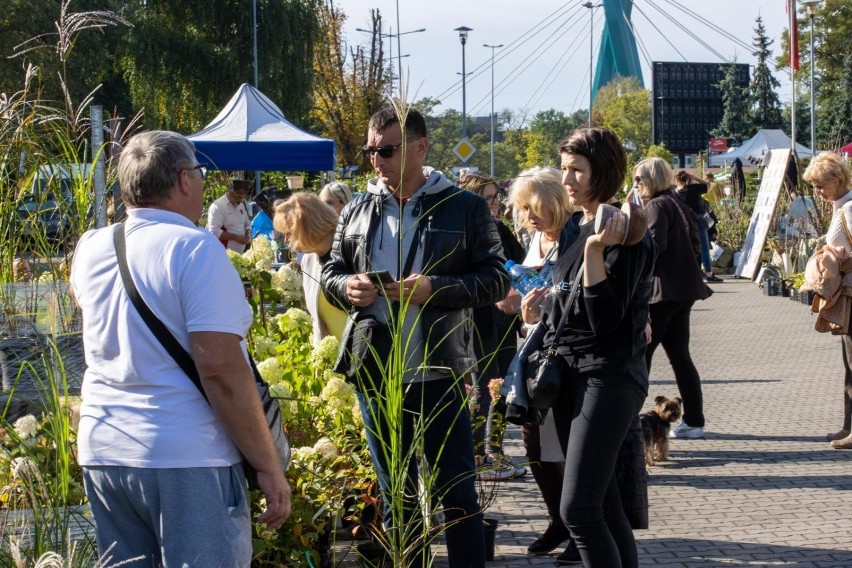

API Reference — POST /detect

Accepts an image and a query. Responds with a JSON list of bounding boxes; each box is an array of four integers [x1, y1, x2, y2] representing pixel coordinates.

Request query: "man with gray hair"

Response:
[[70, 130, 290, 566]]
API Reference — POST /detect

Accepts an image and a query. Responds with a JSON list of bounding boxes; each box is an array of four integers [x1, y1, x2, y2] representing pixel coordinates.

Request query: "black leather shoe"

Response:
[[526, 521, 570, 555], [556, 539, 582, 565]]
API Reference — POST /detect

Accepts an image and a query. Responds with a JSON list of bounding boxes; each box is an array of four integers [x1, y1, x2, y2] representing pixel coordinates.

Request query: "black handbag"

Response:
[[524, 264, 584, 409], [113, 224, 290, 491], [333, 315, 393, 394]]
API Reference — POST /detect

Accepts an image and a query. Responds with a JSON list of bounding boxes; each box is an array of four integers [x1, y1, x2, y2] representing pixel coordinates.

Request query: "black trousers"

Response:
[[646, 300, 705, 428]]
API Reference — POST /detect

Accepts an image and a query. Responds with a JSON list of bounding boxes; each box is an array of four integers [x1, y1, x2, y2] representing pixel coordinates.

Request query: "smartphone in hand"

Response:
[[366, 270, 395, 286]]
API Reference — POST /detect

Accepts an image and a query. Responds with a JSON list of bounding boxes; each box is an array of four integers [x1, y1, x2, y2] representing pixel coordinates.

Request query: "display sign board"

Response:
[[735, 148, 791, 280]]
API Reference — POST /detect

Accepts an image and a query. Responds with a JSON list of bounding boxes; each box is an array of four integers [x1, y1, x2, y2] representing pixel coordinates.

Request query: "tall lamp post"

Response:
[[484, 43, 503, 177], [455, 26, 473, 139], [803, 0, 821, 153], [583, 2, 602, 127]]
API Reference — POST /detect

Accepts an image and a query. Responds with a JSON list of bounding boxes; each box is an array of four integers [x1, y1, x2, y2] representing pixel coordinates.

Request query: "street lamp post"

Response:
[[484, 43, 503, 178], [583, 2, 602, 127], [803, 0, 821, 153], [455, 26, 473, 140]]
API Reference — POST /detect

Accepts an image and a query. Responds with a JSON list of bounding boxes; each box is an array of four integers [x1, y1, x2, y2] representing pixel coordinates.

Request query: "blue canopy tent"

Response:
[[187, 83, 336, 171]]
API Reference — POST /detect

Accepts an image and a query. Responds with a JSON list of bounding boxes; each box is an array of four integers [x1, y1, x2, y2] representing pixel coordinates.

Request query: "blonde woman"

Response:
[[318, 181, 353, 215], [634, 157, 711, 441], [506, 166, 580, 562], [804, 153, 852, 449], [273, 193, 346, 345]]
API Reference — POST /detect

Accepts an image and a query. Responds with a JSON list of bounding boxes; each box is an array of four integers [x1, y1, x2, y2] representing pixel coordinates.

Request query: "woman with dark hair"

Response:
[[525, 128, 655, 567], [635, 158, 712, 441], [457, 171, 526, 479]]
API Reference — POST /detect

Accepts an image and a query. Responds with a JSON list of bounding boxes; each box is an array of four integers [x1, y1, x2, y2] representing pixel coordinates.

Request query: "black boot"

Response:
[[527, 460, 569, 555], [527, 519, 571, 555], [556, 537, 582, 564]]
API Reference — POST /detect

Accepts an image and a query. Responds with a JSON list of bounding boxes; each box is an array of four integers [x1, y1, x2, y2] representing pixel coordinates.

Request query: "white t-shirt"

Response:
[[207, 193, 251, 252], [70, 208, 252, 468]]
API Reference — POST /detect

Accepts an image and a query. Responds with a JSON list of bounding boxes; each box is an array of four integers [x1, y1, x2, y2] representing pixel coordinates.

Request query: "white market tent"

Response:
[[708, 129, 813, 168], [187, 83, 336, 171]]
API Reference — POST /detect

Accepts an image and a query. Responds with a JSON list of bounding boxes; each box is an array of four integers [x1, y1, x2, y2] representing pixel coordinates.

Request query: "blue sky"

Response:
[[337, 0, 794, 122]]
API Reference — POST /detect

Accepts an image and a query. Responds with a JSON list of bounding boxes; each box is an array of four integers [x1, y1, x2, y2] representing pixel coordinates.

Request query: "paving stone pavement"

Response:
[[334, 277, 852, 567], [457, 277, 852, 568]]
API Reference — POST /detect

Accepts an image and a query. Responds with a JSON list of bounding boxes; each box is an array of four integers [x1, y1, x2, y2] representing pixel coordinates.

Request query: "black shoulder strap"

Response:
[[548, 262, 585, 350], [113, 223, 207, 399]]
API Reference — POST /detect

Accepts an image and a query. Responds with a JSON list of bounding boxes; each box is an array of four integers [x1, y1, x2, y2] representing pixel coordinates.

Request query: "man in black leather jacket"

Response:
[[321, 107, 508, 568]]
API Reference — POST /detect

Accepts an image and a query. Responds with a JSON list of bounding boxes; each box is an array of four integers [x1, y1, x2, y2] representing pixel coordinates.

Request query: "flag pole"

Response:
[[790, 0, 797, 150]]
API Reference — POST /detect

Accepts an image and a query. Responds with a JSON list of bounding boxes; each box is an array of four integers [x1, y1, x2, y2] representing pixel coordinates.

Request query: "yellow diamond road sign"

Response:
[[453, 137, 477, 163]]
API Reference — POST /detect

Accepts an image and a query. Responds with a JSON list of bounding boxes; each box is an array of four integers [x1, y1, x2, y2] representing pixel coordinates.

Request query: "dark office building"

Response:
[[652, 61, 750, 168]]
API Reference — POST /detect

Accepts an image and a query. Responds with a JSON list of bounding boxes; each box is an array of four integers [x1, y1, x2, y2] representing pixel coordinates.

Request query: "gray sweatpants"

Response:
[[83, 464, 251, 567]]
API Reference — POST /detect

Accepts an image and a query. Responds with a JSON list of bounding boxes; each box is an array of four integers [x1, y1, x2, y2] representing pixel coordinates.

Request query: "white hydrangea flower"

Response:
[[320, 376, 356, 414], [310, 336, 340, 370], [253, 335, 279, 361], [13, 415, 38, 439], [292, 446, 319, 461], [256, 357, 285, 384], [278, 307, 312, 336], [313, 437, 338, 460]]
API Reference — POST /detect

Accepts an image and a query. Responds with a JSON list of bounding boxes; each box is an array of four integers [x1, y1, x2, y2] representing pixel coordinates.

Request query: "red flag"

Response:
[[787, 0, 800, 71]]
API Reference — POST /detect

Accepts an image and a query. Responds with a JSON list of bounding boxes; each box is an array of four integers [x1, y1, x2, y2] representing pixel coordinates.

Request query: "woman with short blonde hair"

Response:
[[318, 182, 353, 215], [635, 156, 712, 445], [273, 193, 338, 255], [509, 167, 572, 234], [804, 152, 852, 449], [273, 193, 345, 345]]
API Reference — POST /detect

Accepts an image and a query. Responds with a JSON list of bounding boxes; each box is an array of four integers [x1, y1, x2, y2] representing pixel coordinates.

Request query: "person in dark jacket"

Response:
[[635, 158, 712, 440], [523, 127, 655, 567], [321, 107, 509, 568], [457, 170, 526, 479], [674, 170, 721, 283]]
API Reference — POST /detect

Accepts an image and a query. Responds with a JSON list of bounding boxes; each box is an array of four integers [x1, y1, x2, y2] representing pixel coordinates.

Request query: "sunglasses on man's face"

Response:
[[361, 137, 423, 159]]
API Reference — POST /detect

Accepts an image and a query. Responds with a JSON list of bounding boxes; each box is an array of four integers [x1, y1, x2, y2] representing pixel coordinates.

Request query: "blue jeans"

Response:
[[699, 227, 712, 274], [357, 378, 485, 568], [552, 379, 645, 568], [83, 464, 251, 567]]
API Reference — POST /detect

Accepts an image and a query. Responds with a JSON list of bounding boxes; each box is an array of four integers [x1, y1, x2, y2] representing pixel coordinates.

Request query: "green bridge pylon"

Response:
[[592, 0, 644, 102]]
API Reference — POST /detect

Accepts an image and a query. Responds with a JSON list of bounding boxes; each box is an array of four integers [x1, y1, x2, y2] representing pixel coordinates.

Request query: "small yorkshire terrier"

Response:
[[639, 396, 683, 466]]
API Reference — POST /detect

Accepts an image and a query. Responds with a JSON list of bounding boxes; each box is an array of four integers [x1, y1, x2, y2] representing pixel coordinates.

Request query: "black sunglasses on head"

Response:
[[362, 137, 423, 159]]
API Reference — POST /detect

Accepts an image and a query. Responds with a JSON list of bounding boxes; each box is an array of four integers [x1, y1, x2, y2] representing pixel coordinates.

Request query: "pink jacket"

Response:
[[803, 245, 852, 334]]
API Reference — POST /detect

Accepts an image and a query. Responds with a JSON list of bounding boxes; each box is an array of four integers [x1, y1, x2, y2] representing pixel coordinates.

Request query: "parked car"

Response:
[[16, 193, 70, 244]]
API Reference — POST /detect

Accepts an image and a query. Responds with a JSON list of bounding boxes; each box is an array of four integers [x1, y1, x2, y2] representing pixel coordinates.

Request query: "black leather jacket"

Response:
[[321, 186, 510, 375]]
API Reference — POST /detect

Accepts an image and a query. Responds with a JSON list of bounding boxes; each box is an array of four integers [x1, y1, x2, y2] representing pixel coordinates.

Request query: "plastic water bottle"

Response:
[[505, 260, 546, 296]]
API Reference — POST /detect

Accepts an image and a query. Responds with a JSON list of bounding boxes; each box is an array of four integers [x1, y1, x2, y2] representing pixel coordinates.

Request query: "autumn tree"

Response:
[[310, 2, 390, 168], [593, 76, 652, 161], [749, 16, 783, 133]]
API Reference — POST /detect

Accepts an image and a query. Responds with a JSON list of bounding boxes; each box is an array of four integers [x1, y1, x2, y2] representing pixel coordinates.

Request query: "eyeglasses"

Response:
[[362, 137, 423, 159], [182, 164, 208, 180], [483, 194, 503, 204]]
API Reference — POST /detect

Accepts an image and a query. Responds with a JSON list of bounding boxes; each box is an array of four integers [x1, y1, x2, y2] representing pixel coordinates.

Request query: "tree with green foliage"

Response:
[[749, 16, 783, 133], [593, 76, 651, 161], [520, 109, 588, 168], [777, 0, 852, 148], [113, 0, 321, 133], [713, 61, 751, 141], [310, 2, 389, 169]]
